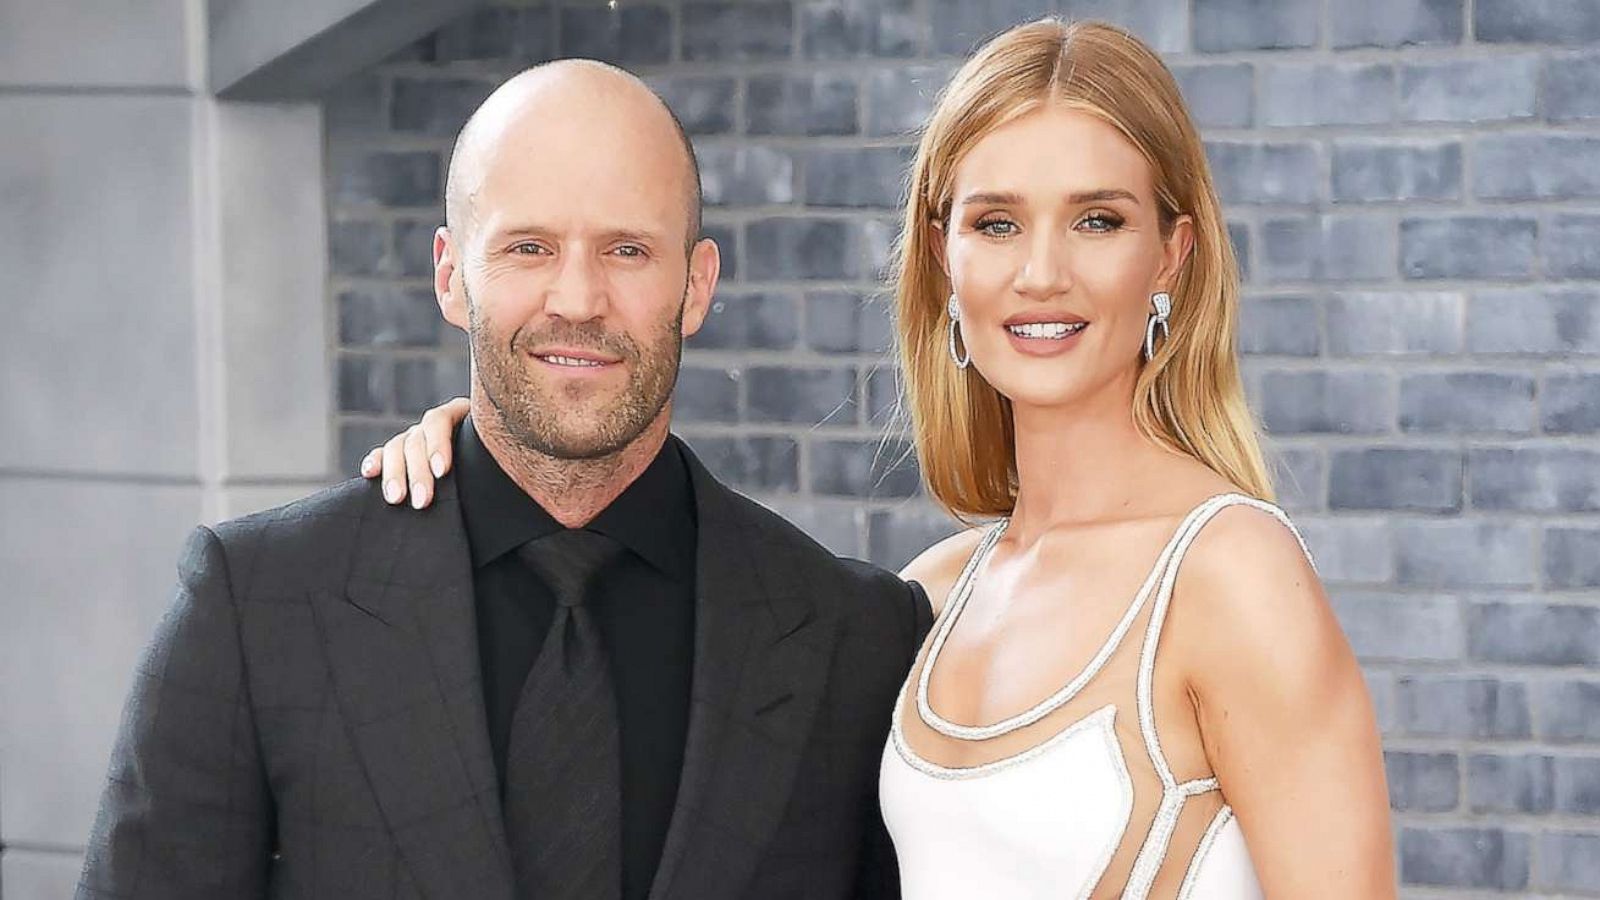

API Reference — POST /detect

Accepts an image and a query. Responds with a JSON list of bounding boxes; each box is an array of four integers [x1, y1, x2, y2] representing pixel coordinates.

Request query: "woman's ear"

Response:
[[930, 218, 950, 281], [1155, 214, 1195, 292]]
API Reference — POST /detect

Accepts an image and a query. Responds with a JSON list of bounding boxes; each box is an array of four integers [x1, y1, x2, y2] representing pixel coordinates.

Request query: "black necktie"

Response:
[[506, 529, 626, 900]]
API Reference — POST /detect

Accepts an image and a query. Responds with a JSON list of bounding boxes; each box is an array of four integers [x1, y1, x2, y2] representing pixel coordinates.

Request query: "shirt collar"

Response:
[[455, 416, 697, 580]]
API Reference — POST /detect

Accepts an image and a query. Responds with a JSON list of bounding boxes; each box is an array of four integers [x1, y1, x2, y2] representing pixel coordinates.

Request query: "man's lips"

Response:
[[527, 347, 623, 369]]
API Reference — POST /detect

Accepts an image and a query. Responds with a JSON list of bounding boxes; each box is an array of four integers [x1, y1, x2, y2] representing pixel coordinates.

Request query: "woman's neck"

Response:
[[1006, 376, 1174, 542]]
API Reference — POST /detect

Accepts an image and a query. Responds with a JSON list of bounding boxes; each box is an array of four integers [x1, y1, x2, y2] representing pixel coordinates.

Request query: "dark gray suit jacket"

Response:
[[78, 445, 933, 899]]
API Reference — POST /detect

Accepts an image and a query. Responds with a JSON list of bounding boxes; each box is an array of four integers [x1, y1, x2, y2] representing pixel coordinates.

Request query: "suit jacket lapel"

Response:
[[649, 444, 840, 900], [317, 478, 515, 900]]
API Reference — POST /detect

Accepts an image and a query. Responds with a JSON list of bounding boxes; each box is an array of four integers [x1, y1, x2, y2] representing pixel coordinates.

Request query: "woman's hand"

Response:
[[359, 396, 470, 509]]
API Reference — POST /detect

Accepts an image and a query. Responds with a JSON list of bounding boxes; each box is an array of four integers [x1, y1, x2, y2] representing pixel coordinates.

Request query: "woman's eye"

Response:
[[1080, 212, 1124, 233], [975, 218, 1018, 237]]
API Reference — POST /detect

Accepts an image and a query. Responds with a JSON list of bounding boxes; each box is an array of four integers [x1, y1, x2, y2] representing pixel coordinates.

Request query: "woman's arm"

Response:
[[359, 396, 470, 508], [1177, 505, 1396, 897]]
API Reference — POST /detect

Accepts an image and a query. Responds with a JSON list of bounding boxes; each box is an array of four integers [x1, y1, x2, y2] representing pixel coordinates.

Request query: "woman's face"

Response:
[[941, 103, 1192, 412]]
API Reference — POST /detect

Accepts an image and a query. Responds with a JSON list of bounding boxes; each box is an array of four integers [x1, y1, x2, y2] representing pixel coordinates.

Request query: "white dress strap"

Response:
[[1123, 493, 1313, 898], [915, 496, 1225, 742], [1136, 493, 1314, 784], [1177, 806, 1240, 900]]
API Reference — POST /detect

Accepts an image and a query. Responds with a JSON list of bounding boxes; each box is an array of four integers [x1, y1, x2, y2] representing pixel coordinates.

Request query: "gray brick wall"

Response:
[[321, 1, 1600, 891]]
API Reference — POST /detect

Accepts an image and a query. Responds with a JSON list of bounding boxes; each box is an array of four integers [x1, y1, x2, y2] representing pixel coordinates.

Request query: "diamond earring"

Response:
[[1144, 291, 1172, 361], [947, 294, 971, 370]]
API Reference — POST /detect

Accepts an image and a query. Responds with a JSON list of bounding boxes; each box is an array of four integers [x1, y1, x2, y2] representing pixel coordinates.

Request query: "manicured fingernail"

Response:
[[430, 453, 445, 478], [410, 483, 427, 509], [361, 455, 376, 475], [384, 480, 400, 504]]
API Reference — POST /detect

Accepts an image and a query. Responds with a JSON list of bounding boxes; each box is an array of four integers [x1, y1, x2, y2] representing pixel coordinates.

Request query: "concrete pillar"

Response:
[[0, 0, 466, 892]]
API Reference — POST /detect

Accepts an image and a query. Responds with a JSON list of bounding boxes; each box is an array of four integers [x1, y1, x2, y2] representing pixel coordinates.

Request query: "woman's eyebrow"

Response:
[[958, 190, 1023, 207], [957, 188, 1141, 206], [1067, 188, 1140, 205]]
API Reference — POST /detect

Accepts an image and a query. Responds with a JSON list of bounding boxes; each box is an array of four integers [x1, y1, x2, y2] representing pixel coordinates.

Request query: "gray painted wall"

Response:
[[326, 0, 1600, 894]]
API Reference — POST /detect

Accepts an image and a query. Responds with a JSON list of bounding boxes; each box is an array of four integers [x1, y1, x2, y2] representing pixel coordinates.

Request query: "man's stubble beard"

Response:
[[465, 281, 684, 461]]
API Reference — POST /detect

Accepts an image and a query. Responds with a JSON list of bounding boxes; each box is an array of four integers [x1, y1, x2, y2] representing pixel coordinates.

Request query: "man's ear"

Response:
[[434, 227, 469, 331], [678, 236, 722, 339]]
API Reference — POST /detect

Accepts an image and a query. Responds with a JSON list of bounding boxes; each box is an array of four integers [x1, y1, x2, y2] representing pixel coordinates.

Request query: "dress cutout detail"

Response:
[[882, 493, 1313, 899]]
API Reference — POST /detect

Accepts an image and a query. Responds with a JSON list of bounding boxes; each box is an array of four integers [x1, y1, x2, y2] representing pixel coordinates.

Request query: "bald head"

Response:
[[444, 60, 702, 251]]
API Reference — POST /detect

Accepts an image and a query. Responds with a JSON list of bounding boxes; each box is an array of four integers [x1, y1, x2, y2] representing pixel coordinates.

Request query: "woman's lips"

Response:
[[1002, 321, 1089, 356], [1005, 321, 1087, 339]]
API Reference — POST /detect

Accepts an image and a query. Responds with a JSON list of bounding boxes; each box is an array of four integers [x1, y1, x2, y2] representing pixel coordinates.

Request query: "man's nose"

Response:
[[542, 251, 608, 322]]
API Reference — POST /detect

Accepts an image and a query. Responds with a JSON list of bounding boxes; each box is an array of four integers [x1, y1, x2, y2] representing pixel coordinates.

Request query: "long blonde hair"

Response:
[[891, 18, 1274, 520]]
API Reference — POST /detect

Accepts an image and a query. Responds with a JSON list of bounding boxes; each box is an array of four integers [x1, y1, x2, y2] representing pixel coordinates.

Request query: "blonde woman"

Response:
[[367, 19, 1394, 897]]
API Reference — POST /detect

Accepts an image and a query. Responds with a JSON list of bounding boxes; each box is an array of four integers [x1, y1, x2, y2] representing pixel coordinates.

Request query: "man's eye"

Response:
[[511, 242, 549, 255], [613, 244, 647, 258]]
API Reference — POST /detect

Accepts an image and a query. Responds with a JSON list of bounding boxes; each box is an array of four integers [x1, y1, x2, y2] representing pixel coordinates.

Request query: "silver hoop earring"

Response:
[[947, 293, 971, 370], [1144, 291, 1172, 362]]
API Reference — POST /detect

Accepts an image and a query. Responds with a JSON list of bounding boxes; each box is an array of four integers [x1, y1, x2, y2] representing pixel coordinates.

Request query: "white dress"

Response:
[[880, 493, 1315, 899]]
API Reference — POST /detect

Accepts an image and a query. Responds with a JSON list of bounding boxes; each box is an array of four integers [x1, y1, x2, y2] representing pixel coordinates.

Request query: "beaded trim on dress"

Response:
[[894, 492, 1316, 899]]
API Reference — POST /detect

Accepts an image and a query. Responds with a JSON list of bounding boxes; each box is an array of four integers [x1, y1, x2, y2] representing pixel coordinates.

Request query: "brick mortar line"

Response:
[[1367, 658, 1600, 677], [1389, 814, 1600, 831], [325, 272, 1600, 296], [669, 0, 684, 65], [326, 200, 1600, 223], [1386, 744, 1600, 762], [1246, 357, 1600, 372], [372, 48, 1599, 82], [363, 54, 1587, 86], [354, 109, 1600, 146], [1248, 358, 1600, 372], [331, 204, 1600, 225], [1366, 660, 1600, 677], [1342, 595, 1600, 608], [1392, 817, 1600, 831]]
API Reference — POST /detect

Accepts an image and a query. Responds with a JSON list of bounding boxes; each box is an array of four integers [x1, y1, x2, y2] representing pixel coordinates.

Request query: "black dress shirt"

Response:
[[455, 416, 697, 900]]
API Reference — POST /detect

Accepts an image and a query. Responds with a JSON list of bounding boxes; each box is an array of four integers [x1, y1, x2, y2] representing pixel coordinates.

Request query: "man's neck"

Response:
[[470, 394, 671, 529]]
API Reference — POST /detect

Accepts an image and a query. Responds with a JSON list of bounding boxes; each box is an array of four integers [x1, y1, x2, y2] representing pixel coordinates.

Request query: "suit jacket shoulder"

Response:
[[207, 477, 389, 599], [688, 470, 933, 666]]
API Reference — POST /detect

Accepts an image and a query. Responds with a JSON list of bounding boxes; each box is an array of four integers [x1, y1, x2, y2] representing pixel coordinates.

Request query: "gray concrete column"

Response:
[[0, 0, 407, 891]]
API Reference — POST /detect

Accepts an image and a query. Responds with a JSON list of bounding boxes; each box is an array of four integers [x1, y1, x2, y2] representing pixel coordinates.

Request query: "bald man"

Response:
[[77, 61, 932, 900]]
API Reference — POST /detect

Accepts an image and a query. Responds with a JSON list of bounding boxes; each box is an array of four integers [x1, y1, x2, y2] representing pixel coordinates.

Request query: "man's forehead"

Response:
[[474, 121, 673, 194], [477, 153, 680, 212], [476, 212, 671, 242], [468, 191, 679, 256], [447, 62, 701, 243]]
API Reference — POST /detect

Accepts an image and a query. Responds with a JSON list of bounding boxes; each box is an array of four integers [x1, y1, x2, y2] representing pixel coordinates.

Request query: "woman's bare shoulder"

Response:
[[1182, 500, 1317, 601], [899, 526, 991, 618], [1171, 500, 1343, 701]]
